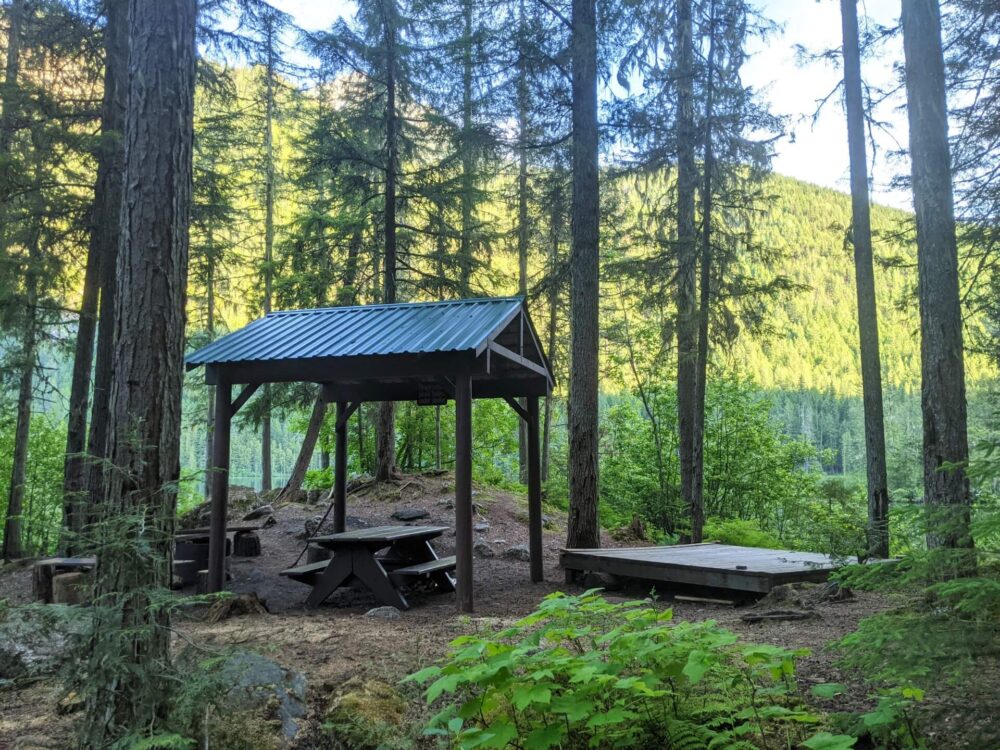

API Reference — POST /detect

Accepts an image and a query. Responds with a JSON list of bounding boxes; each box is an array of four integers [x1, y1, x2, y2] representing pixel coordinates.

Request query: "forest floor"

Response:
[[0, 473, 892, 749]]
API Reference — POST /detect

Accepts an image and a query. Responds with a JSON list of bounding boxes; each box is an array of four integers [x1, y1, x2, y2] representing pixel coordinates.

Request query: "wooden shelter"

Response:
[[185, 297, 554, 612]]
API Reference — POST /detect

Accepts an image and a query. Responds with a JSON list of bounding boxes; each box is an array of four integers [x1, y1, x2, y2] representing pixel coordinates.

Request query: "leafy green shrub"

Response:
[[703, 517, 782, 548], [408, 591, 853, 749]]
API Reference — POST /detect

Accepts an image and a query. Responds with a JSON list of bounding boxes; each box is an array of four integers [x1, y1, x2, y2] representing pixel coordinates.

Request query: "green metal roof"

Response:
[[186, 297, 527, 368]]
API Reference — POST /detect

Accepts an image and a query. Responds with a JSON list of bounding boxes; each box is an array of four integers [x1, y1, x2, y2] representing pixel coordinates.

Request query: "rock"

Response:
[[581, 571, 622, 591], [503, 544, 531, 562], [229, 485, 260, 509], [473, 522, 491, 533], [473, 541, 495, 558], [242, 503, 274, 521], [493, 539, 508, 546], [215, 652, 307, 744], [0, 605, 89, 679], [392, 507, 429, 522], [325, 678, 407, 749], [246, 569, 267, 584], [365, 606, 401, 620], [542, 514, 556, 530], [52, 571, 92, 606], [346, 515, 371, 530]]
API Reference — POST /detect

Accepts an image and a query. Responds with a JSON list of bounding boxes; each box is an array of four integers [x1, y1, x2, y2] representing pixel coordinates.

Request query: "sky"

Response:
[[268, 0, 912, 210]]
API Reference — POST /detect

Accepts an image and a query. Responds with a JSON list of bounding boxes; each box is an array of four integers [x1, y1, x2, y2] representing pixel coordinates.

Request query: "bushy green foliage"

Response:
[[408, 591, 853, 750], [599, 377, 870, 553], [831, 449, 1000, 748], [0, 412, 66, 554]]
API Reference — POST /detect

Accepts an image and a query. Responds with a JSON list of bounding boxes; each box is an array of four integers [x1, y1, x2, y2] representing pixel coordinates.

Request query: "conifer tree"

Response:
[[839, 0, 889, 558], [901, 0, 973, 558], [82, 0, 196, 740]]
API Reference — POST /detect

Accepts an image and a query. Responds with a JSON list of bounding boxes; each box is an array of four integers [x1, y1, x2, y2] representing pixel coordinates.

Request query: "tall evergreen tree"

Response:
[[901, 0, 973, 558], [566, 0, 601, 551], [62, 0, 128, 541], [82, 0, 196, 741], [839, 0, 889, 558]]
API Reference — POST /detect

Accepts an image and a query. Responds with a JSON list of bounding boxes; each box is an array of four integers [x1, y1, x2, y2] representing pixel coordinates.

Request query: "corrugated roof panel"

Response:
[[186, 297, 524, 367]]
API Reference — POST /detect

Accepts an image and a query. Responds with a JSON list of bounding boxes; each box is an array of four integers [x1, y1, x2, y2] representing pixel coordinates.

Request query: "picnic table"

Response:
[[281, 525, 456, 609]]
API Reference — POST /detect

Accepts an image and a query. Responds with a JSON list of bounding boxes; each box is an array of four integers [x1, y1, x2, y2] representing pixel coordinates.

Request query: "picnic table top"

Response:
[[36, 557, 97, 567], [311, 525, 449, 546], [176, 524, 261, 537]]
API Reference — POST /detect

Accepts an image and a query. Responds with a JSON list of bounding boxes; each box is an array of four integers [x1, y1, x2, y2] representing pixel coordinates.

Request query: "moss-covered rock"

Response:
[[324, 678, 411, 750]]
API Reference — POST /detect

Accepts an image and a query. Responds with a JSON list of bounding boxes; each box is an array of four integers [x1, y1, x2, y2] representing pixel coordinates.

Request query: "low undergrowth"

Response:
[[408, 590, 856, 750]]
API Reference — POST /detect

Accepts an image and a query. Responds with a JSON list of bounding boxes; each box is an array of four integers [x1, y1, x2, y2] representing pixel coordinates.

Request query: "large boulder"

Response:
[[0, 604, 89, 681]]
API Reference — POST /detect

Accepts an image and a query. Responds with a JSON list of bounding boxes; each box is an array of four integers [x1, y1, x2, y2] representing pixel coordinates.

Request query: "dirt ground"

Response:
[[0, 474, 891, 748]]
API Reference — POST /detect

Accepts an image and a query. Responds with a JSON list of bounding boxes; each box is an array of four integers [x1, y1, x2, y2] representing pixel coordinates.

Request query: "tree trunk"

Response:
[[543, 170, 564, 485], [692, 0, 720, 546], [459, 0, 475, 295], [63, 0, 129, 542], [260, 22, 277, 494], [901, 0, 973, 559], [376, 1, 399, 483], [82, 0, 196, 742], [204, 245, 216, 499], [0, 0, 22, 166], [566, 0, 600, 552], [675, 0, 699, 542], [3, 235, 38, 560], [85, 0, 129, 523], [517, 3, 530, 484], [841, 0, 890, 558], [278, 396, 327, 502]]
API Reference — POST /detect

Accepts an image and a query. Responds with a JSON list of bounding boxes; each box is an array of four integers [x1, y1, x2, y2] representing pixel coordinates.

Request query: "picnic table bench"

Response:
[[281, 525, 456, 609]]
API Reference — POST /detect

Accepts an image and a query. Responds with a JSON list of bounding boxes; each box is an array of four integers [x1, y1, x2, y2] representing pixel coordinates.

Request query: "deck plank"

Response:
[[561, 543, 848, 593]]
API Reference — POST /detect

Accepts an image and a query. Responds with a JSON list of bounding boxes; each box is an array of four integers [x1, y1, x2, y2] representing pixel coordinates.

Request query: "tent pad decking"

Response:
[[561, 542, 847, 594]]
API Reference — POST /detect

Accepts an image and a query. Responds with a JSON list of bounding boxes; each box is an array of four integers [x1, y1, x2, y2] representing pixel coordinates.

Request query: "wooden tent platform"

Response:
[[561, 542, 848, 594]]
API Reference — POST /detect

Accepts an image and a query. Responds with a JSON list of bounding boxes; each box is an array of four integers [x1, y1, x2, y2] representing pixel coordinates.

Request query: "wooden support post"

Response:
[[334, 400, 347, 534], [455, 373, 474, 612], [527, 396, 543, 583], [208, 381, 231, 593]]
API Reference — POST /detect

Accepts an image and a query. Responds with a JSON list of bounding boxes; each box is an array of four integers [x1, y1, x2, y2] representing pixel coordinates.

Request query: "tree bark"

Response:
[[517, 2, 530, 484], [566, 0, 600, 552], [376, 0, 399, 483], [675, 0, 700, 542], [85, 0, 129, 524], [278, 396, 327, 502], [260, 19, 278, 494], [841, 0, 890, 558], [459, 0, 475, 295], [3, 227, 38, 560], [82, 0, 196, 742], [901, 0, 973, 557], [692, 0, 721, 546], [1, 0, 30, 561], [63, 0, 129, 541]]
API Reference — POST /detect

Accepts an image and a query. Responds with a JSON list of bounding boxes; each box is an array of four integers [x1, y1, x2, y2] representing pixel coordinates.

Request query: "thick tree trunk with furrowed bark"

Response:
[[901, 0, 973, 561], [85, 0, 129, 524], [63, 0, 129, 543], [82, 0, 196, 741], [566, 0, 600, 554]]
